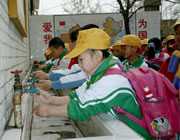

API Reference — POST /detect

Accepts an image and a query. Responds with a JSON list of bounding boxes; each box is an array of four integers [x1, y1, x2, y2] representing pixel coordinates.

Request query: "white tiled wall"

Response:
[[0, 0, 30, 138]]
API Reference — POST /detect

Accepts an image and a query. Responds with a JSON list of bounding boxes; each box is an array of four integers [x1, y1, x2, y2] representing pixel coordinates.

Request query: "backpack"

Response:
[[106, 66, 180, 139]]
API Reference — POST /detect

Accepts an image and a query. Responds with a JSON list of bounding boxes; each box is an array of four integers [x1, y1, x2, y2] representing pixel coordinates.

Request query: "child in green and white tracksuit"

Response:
[[34, 29, 152, 139]]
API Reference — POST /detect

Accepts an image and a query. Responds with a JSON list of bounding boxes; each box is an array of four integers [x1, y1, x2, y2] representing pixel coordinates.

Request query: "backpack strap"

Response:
[[105, 68, 122, 75], [106, 67, 147, 128], [105, 62, 126, 75]]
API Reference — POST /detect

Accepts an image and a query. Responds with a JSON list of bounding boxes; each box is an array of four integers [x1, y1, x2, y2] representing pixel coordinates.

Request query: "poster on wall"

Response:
[[54, 13, 126, 44], [29, 16, 54, 60], [29, 12, 160, 61], [41, 21, 53, 45], [136, 11, 160, 39]]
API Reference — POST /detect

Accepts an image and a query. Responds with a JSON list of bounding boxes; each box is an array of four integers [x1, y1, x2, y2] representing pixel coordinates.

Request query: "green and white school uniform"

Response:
[[67, 56, 152, 139]]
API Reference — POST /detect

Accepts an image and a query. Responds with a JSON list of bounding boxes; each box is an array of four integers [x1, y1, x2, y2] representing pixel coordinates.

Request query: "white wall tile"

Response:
[[0, 0, 30, 137]]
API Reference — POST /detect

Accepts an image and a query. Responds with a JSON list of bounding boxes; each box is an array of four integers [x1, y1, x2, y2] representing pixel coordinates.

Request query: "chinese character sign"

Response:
[[41, 22, 53, 45], [138, 31, 147, 39], [59, 21, 66, 27], [138, 19, 147, 29], [137, 18, 147, 39], [42, 22, 52, 32], [135, 11, 160, 39], [43, 34, 52, 45]]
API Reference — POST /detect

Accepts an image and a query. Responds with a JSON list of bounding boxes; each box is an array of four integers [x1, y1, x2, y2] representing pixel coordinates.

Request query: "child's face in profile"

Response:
[[51, 46, 64, 59], [111, 45, 126, 58], [78, 50, 102, 75], [124, 45, 138, 59], [111, 46, 121, 57]]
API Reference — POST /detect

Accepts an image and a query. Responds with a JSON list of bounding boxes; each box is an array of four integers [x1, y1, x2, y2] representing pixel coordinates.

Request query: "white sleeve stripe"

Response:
[[60, 71, 87, 84]]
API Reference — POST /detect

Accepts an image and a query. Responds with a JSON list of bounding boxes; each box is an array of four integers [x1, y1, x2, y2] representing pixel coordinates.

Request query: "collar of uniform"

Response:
[[122, 56, 144, 72], [59, 48, 67, 60], [131, 56, 144, 68]]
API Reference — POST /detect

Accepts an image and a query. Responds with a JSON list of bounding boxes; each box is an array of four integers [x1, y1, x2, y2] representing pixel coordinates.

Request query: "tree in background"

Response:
[[115, 0, 162, 34], [169, 0, 180, 19], [62, 0, 145, 34], [61, 0, 178, 34], [162, 0, 180, 19], [62, 0, 102, 14], [173, 5, 180, 19], [116, 0, 143, 34]]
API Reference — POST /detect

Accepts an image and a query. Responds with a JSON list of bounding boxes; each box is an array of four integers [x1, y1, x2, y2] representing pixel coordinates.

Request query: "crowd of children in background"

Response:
[[32, 19, 180, 140], [110, 19, 180, 90]]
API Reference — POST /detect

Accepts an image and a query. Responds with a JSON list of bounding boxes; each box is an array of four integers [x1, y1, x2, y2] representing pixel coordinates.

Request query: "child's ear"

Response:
[[96, 50, 103, 57], [96, 50, 103, 61]]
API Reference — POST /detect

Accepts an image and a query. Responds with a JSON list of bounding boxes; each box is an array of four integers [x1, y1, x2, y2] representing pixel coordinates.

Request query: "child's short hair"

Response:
[[148, 37, 161, 52], [81, 24, 99, 30], [49, 37, 65, 49], [70, 24, 99, 43], [70, 29, 80, 43]]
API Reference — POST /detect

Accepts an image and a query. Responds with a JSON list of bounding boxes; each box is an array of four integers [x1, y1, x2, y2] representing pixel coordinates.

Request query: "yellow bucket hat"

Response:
[[173, 19, 180, 30], [120, 34, 141, 48], [141, 38, 148, 46], [166, 35, 175, 42], [65, 28, 110, 59], [111, 39, 124, 48]]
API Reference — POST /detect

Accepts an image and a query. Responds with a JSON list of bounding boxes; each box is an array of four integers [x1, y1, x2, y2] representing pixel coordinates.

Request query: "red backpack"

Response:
[[106, 67, 180, 139]]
